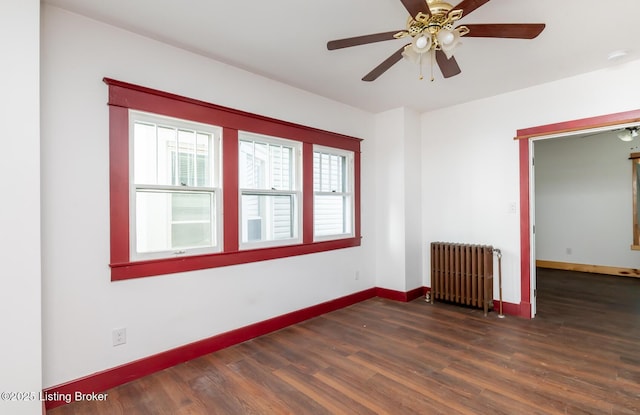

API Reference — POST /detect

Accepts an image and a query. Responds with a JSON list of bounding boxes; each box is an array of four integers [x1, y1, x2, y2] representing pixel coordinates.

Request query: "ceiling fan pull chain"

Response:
[[430, 49, 435, 82], [418, 51, 424, 80]]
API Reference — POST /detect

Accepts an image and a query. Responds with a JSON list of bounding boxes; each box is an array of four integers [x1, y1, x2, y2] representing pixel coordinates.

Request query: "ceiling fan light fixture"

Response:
[[439, 28, 463, 58], [618, 131, 632, 142], [401, 45, 419, 63], [617, 128, 638, 142], [437, 29, 455, 46]]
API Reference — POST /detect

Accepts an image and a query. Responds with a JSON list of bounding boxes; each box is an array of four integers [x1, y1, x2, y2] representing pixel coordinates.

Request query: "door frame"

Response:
[[516, 108, 640, 319]]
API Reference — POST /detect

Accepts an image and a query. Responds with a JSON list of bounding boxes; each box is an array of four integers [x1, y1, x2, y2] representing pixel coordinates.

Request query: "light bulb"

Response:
[[416, 35, 428, 49], [411, 33, 431, 54], [438, 30, 455, 45]]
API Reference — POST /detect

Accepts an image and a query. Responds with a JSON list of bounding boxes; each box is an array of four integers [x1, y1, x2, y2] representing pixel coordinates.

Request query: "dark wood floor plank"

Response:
[[49, 269, 640, 414], [346, 351, 480, 415], [275, 363, 378, 415]]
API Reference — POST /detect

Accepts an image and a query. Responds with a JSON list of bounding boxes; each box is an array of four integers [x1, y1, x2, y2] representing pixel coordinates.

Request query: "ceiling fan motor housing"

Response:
[[407, 1, 462, 50], [425, 1, 455, 15]]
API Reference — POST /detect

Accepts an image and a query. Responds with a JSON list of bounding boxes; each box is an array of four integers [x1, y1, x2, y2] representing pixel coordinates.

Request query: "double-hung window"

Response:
[[238, 132, 302, 248], [130, 111, 222, 260], [313, 146, 354, 240], [105, 78, 361, 280]]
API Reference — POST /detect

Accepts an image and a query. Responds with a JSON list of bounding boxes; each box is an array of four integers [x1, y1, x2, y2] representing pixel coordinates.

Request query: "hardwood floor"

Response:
[[49, 269, 640, 414]]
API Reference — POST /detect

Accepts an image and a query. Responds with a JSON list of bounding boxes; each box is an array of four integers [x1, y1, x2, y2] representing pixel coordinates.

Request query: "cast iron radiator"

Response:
[[430, 242, 494, 316]]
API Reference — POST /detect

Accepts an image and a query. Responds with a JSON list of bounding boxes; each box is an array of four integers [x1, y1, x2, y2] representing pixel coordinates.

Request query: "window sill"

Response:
[[631, 245, 640, 251], [110, 237, 361, 281]]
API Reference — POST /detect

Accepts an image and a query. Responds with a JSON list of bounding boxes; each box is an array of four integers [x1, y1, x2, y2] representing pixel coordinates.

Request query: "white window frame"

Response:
[[238, 131, 302, 250], [313, 145, 355, 242], [129, 110, 223, 261]]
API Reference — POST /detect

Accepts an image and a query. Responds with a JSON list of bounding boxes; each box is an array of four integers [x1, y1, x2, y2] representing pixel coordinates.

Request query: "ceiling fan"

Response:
[[327, 0, 545, 81]]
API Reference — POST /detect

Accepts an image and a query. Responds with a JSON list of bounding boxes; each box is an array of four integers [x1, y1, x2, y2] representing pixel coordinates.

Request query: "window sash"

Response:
[[313, 146, 354, 241], [132, 188, 219, 258], [238, 132, 299, 192], [240, 191, 299, 245], [238, 132, 302, 249], [129, 111, 222, 260]]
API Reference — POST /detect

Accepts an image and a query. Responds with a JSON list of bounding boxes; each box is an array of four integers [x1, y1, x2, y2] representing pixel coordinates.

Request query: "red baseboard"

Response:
[[375, 286, 425, 302], [43, 288, 376, 410], [492, 299, 523, 317], [518, 301, 532, 319]]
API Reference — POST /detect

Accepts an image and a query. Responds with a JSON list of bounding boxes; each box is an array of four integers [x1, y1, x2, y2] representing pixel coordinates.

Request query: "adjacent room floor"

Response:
[[49, 269, 640, 414]]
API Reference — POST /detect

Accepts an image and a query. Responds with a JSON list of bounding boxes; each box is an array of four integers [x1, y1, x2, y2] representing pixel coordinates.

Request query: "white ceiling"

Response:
[[42, 0, 640, 113]]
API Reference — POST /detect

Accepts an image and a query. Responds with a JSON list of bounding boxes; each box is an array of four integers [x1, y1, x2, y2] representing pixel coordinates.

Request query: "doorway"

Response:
[[517, 109, 640, 318]]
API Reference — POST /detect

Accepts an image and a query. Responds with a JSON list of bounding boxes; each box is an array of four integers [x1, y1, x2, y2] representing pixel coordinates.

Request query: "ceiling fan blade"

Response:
[[453, 0, 490, 18], [327, 30, 404, 50], [463, 23, 545, 39], [399, 0, 431, 18], [362, 44, 409, 82], [435, 50, 461, 78]]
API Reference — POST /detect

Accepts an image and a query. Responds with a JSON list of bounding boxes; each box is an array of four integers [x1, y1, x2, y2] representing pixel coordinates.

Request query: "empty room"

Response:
[[2, 0, 640, 414]]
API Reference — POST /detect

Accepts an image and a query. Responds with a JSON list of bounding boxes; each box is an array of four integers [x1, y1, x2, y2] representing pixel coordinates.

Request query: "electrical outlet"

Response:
[[566, 248, 572, 255], [355, 270, 360, 280], [112, 328, 126, 346]]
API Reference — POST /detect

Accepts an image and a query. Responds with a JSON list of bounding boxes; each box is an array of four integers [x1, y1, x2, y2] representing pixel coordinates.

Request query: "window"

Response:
[[130, 111, 221, 260], [105, 78, 361, 280], [238, 133, 301, 248], [313, 146, 354, 240]]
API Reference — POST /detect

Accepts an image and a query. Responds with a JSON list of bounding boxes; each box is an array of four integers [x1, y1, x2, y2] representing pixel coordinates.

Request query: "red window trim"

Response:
[[104, 78, 362, 281]]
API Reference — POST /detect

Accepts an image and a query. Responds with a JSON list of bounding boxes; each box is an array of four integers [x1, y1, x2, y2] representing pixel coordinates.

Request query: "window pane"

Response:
[[270, 145, 293, 190], [254, 142, 268, 188], [313, 152, 320, 191], [321, 153, 330, 192], [196, 133, 211, 187], [136, 190, 214, 253], [157, 126, 177, 186], [177, 129, 196, 186], [239, 141, 256, 188], [314, 194, 350, 236], [241, 194, 295, 243], [331, 154, 344, 192], [133, 122, 158, 185]]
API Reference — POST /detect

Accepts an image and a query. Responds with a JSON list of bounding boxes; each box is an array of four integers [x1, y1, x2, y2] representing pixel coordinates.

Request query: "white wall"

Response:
[[421, 58, 640, 305], [535, 131, 638, 268], [403, 109, 423, 290], [0, 1, 42, 415], [41, 5, 376, 388], [374, 109, 406, 290], [373, 108, 423, 291]]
